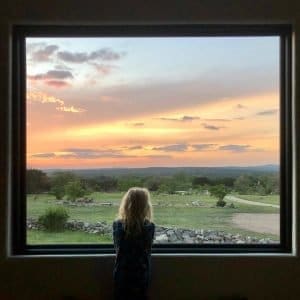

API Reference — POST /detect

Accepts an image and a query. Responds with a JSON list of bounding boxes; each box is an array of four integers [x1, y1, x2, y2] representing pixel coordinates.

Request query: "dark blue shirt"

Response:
[[113, 220, 155, 289]]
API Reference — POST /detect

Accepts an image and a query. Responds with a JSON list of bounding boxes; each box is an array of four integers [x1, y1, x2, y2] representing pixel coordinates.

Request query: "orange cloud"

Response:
[[46, 80, 71, 88], [27, 90, 86, 114], [56, 106, 86, 113], [27, 91, 64, 105]]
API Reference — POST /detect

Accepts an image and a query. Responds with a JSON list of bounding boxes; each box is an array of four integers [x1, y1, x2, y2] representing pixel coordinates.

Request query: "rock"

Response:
[[155, 234, 168, 243], [26, 218, 279, 245]]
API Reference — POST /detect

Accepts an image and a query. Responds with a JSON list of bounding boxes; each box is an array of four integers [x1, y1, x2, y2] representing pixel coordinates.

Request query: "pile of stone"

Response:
[[154, 226, 277, 244], [75, 197, 94, 203], [54, 200, 114, 207], [26, 218, 278, 244], [65, 220, 112, 235]]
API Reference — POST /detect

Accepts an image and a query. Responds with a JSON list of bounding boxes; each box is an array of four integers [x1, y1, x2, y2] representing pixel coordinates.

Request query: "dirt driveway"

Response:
[[232, 213, 279, 235]]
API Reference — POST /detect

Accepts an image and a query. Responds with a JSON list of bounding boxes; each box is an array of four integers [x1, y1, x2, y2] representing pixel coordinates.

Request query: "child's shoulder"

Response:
[[113, 219, 124, 229], [144, 220, 155, 230]]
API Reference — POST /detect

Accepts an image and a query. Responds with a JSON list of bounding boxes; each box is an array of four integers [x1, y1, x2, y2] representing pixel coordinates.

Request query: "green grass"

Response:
[[27, 192, 280, 244], [27, 230, 112, 244], [235, 194, 279, 205]]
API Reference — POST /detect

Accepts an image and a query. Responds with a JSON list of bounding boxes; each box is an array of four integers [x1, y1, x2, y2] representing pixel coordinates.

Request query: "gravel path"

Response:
[[231, 213, 280, 235], [225, 195, 280, 208]]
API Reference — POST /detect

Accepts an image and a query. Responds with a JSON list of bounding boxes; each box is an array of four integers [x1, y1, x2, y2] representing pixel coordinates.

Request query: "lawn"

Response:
[[26, 192, 280, 244], [235, 194, 279, 205]]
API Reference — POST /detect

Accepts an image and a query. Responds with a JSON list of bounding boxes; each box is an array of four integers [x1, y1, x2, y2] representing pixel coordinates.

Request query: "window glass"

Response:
[[26, 36, 280, 245]]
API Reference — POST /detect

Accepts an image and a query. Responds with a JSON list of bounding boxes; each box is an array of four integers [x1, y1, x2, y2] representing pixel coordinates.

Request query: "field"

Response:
[[234, 194, 279, 205], [27, 192, 280, 244]]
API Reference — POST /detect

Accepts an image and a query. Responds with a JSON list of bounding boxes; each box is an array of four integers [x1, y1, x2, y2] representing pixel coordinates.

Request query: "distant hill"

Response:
[[44, 165, 279, 178]]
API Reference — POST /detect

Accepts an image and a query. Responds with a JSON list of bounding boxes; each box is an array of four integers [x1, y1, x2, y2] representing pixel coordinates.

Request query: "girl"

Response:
[[113, 187, 155, 300]]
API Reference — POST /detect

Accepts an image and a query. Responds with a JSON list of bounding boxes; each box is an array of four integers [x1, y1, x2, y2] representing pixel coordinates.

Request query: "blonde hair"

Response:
[[117, 187, 153, 237]]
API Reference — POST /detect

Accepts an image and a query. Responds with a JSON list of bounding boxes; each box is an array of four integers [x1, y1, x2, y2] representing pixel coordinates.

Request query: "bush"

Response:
[[65, 180, 86, 201], [38, 207, 69, 232], [216, 199, 227, 207]]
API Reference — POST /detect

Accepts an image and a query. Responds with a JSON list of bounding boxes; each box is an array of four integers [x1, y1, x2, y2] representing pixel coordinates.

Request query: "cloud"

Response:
[[131, 122, 144, 127], [27, 91, 64, 105], [90, 63, 115, 75], [56, 106, 86, 113], [30, 44, 59, 62], [57, 48, 124, 63], [54, 64, 73, 71], [31, 152, 56, 158], [236, 104, 246, 109], [60, 148, 129, 159], [143, 155, 172, 159], [203, 118, 231, 122], [152, 144, 188, 152], [157, 115, 200, 122], [28, 70, 73, 80], [127, 145, 143, 150], [191, 144, 216, 151], [202, 123, 224, 130], [28, 70, 73, 88], [45, 80, 71, 88], [219, 144, 251, 152], [256, 109, 278, 116], [27, 90, 86, 113]]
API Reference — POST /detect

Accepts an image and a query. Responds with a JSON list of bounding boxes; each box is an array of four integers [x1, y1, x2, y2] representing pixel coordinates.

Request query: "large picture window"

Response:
[[11, 25, 292, 254]]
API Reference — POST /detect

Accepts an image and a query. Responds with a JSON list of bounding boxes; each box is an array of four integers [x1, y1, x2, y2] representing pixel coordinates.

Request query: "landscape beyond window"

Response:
[[26, 36, 280, 246]]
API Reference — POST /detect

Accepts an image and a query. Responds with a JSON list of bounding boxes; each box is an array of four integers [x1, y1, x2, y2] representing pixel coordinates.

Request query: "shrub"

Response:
[[216, 199, 227, 207], [65, 180, 86, 201], [38, 207, 69, 232]]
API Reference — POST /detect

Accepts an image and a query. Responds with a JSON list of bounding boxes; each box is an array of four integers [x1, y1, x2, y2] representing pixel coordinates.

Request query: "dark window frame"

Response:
[[11, 24, 293, 255]]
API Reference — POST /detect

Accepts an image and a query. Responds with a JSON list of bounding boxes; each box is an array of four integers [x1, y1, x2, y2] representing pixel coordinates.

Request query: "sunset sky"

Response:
[[26, 36, 280, 169]]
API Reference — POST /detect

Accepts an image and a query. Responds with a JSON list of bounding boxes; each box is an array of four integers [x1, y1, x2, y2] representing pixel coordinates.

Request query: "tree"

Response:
[[258, 174, 279, 195], [192, 176, 211, 187], [209, 184, 228, 207], [143, 176, 161, 191], [234, 175, 257, 194], [26, 169, 50, 194], [117, 176, 143, 191], [49, 172, 78, 200], [65, 180, 86, 201]]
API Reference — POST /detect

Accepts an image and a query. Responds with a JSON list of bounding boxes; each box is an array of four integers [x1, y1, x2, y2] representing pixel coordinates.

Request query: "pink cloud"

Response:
[[46, 80, 71, 88]]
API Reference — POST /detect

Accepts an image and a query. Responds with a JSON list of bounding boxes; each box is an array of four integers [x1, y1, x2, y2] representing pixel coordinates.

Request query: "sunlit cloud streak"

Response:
[[152, 144, 188, 152], [202, 123, 225, 130], [191, 144, 217, 151], [27, 91, 86, 113], [56, 106, 86, 113], [203, 118, 231, 122], [27, 91, 64, 105], [31, 152, 56, 158], [219, 144, 251, 152], [45, 80, 71, 88], [30, 148, 172, 160], [127, 145, 143, 150], [157, 116, 200, 122], [256, 109, 278, 116]]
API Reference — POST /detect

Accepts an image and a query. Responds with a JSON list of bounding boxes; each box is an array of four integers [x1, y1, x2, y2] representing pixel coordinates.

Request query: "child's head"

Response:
[[118, 187, 152, 236]]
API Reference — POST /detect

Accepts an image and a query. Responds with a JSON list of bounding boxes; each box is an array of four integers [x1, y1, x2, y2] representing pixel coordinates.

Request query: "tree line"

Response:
[[27, 169, 279, 200]]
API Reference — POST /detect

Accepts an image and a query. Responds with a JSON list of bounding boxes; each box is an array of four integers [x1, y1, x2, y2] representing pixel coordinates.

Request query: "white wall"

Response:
[[0, 1, 299, 299]]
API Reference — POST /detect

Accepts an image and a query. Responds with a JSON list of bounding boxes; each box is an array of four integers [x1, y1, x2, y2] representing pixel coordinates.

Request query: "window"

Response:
[[11, 24, 292, 254]]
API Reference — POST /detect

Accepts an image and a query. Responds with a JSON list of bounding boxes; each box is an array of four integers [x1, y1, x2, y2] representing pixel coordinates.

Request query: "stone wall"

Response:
[[27, 218, 277, 244]]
